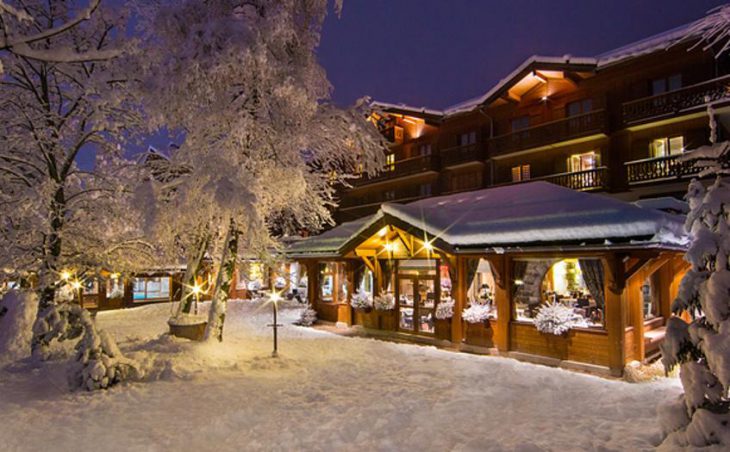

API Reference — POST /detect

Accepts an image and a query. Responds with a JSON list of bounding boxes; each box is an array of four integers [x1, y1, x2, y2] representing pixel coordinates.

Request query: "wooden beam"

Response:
[[394, 229, 413, 256], [532, 70, 549, 83], [504, 90, 521, 103]]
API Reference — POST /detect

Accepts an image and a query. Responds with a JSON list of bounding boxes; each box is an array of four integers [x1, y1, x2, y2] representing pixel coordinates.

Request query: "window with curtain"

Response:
[[133, 277, 171, 301]]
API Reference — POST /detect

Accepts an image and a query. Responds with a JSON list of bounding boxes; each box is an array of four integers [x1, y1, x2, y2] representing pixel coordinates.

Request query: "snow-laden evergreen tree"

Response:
[[0, 1, 150, 389], [135, 0, 385, 341], [658, 6, 730, 445]]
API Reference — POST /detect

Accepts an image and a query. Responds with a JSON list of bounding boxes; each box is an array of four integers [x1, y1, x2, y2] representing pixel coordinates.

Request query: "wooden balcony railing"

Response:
[[622, 75, 730, 124], [489, 110, 607, 155], [340, 183, 434, 208], [439, 143, 484, 167], [625, 153, 705, 184], [539, 167, 609, 191], [352, 154, 437, 186], [498, 167, 609, 191]]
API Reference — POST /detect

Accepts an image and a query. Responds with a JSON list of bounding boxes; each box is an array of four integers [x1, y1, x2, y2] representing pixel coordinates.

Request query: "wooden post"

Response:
[[451, 255, 466, 343], [490, 254, 511, 353], [603, 254, 626, 377], [307, 261, 318, 308]]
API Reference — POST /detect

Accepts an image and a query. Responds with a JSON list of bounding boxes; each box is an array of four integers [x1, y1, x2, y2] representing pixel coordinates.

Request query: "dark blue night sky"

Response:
[[83, 0, 729, 168], [318, 0, 728, 109]]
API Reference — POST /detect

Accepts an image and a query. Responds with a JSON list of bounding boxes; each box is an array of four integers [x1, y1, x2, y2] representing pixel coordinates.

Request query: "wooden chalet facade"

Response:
[[336, 20, 730, 223], [288, 183, 689, 377]]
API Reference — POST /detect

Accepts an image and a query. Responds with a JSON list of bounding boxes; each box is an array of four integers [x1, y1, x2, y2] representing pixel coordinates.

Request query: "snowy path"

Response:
[[0, 300, 682, 451]]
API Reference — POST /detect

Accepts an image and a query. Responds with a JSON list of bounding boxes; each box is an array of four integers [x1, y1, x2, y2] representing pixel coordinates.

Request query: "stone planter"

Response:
[[435, 319, 452, 341], [464, 321, 493, 348], [168, 317, 208, 341]]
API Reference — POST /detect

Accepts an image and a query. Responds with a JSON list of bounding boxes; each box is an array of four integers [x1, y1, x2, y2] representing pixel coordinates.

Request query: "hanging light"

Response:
[[60, 270, 72, 281]]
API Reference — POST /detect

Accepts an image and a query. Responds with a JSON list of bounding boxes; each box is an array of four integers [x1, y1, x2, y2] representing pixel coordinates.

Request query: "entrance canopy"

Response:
[[287, 182, 688, 257]]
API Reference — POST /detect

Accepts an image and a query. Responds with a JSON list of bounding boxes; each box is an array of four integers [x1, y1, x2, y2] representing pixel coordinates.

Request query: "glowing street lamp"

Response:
[[191, 282, 204, 315], [60, 270, 72, 281], [267, 291, 283, 357]]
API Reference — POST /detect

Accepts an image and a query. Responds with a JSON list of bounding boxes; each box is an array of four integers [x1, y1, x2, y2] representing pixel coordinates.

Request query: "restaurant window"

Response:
[[458, 131, 477, 146], [418, 143, 432, 156], [133, 276, 171, 302], [511, 164, 531, 182], [651, 73, 682, 95], [513, 258, 605, 329], [642, 274, 661, 321], [650, 136, 684, 158], [319, 262, 346, 303], [106, 276, 124, 299], [464, 258, 497, 319], [237, 261, 268, 291], [511, 116, 530, 132], [566, 99, 593, 117], [385, 153, 395, 171], [568, 151, 599, 172], [83, 279, 99, 295]]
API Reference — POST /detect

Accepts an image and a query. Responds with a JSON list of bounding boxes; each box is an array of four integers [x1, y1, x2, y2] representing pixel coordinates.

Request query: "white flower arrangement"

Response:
[[373, 292, 395, 311], [297, 305, 318, 326], [350, 290, 373, 310], [462, 303, 492, 324], [533, 302, 576, 335], [435, 298, 454, 320]]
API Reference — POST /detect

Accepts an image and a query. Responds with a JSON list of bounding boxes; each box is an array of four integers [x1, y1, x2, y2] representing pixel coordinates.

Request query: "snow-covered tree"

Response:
[[136, 0, 385, 341], [0, 0, 150, 389], [658, 8, 730, 445], [0, 1, 119, 74]]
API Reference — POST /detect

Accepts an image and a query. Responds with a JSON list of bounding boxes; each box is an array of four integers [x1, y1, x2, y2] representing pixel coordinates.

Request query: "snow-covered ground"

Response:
[[0, 300, 683, 451]]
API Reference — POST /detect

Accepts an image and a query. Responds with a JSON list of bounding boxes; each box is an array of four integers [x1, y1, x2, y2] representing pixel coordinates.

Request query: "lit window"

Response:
[[511, 164, 531, 182], [568, 151, 599, 172], [385, 154, 395, 171], [133, 277, 170, 301], [650, 136, 684, 158]]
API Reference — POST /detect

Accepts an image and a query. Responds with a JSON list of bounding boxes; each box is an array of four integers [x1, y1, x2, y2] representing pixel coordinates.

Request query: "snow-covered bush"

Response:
[[373, 292, 395, 311], [462, 304, 491, 324], [0, 290, 38, 365], [296, 306, 318, 327], [533, 302, 575, 335], [54, 284, 75, 304], [435, 298, 454, 320], [350, 291, 373, 310]]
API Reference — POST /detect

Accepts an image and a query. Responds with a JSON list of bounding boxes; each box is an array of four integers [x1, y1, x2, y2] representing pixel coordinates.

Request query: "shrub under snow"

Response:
[[533, 302, 575, 335], [0, 290, 38, 365], [296, 306, 317, 327]]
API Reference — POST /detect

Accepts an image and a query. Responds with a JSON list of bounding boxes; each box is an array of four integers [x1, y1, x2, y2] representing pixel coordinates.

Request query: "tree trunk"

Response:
[[31, 185, 65, 357], [176, 233, 210, 316], [204, 220, 238, 342]]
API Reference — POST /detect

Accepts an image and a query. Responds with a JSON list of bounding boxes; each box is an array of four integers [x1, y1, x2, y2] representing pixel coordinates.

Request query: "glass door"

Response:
[[398, 277, 415, 332], [416, 278, 436, 334], [397, 275, 436, 335]]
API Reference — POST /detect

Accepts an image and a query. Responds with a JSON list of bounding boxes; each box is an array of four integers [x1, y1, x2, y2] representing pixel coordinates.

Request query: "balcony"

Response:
[[340, 184, 434, 209], [352, 154, 437, 186], [622, 75, 730, 125], [625, 154, 705, 184], [489, 110, 607, 156], [439, 143, 485, 167], [498, 167, 609, 191]]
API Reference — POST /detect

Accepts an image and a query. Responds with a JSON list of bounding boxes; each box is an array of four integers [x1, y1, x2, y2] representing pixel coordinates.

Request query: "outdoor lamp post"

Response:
[[268, 291, 283, 357], [191, 282, 203, 315]]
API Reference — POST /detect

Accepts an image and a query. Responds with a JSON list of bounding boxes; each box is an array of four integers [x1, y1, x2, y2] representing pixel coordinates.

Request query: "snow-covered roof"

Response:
[[634, 197, 689, 215], [287, 182, 688, 257], [372, 15, 708, 120], [286, 215, 378, 257]]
